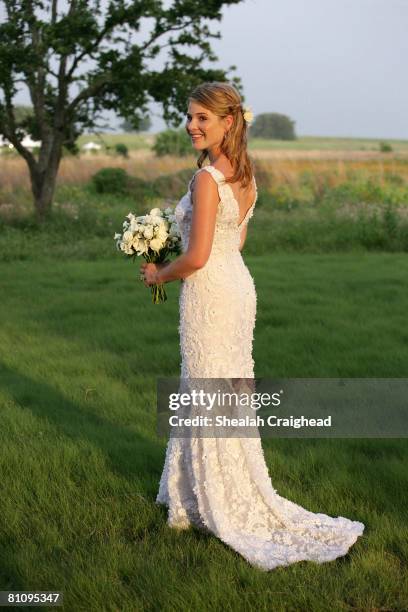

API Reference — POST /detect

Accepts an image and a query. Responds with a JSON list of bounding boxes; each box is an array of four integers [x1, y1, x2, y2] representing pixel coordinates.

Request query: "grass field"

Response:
[[0, 254, 407, 611], [73, 132, 408, 154], [1, 137, 408, 610]]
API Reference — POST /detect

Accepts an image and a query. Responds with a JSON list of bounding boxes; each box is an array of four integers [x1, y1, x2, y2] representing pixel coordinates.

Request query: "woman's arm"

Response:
[[156, 171, 220, 283]]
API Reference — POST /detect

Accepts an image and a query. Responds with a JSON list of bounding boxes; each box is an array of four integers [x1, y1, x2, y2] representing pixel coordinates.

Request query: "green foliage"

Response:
[[120, 116, 152, 132], [114, 143, 129, 158], [251, 113, 297, 140], [0, 146, 17, 158], [2, 165, 408, 260], [88, 168, 159, 201], [384, 171, 405, 186], [61, 143, 80, 157], [91, 168, 130, 194], [353, 207, 401, 251], [380, 141, 393, 153], [0, 1, 244, 218], [152, 168, 195, 198], [0, 2, 243, 139], [152, 129, 192, 157]]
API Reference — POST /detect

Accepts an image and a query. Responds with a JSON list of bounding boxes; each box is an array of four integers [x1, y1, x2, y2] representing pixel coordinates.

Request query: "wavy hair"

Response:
[[187, 81, 254, 189]]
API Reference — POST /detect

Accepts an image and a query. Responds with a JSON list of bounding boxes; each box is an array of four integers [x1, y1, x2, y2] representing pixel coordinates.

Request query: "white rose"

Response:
[[120, 241, 133, 255], [144, 214, 160, 225], [149, 237, 164, 252], [143, 226, 154, 240], [123, 230, 133, 242], [156, 225, 168, 242], [130, 219, 143, 233], [150, 207, 162, 217], [243, 106, 254, 125], [155, 217, 166, 228], [133, 236, 147, 254]]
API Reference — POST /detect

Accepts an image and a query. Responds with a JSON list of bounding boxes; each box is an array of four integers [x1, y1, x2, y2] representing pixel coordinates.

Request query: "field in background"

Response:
[[73, 132, 408, 153], [1, 133, 407, 193], [249, 135, 408, 153], [0, 140, 407, 190], [1, 137, 408, 259]]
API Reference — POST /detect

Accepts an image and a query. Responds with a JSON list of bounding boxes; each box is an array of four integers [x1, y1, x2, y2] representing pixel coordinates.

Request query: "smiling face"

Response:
[[185, 100, 232, 152]]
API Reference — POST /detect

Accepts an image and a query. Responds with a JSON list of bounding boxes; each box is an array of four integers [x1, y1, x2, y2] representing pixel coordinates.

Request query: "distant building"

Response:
[[0, 132, 41, 150], [0, 134, 13, 149], [21, 134, 41, 149], [82, 141, 102, 152]]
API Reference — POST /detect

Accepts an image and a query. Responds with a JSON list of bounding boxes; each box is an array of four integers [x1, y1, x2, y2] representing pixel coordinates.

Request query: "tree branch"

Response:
[[51, 0, 58, 25], [139, 17, 196, 53], [66, 70, 113, 115], [1, 96, 36, 170]]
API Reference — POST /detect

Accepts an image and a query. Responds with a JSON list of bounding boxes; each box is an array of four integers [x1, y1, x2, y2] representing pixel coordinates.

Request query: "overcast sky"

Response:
[[148, 0, 407, 139], [4, 0, 407, 139]]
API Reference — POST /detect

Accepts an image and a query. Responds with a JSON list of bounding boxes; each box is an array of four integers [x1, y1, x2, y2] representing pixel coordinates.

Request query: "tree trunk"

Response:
[[29, 136, 63, 223], [31, 171, 57, 222]]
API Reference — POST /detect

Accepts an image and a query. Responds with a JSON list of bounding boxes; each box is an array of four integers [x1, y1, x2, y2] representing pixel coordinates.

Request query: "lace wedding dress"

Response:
[[156, 165, 365, 571]]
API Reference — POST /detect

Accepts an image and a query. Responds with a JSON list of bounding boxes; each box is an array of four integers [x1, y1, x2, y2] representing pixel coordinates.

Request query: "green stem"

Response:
[[151, 283, 167, 304]]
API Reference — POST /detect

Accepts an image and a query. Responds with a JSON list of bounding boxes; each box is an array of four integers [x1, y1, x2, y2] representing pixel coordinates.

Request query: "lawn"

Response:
[[0, 253, 407, 611]]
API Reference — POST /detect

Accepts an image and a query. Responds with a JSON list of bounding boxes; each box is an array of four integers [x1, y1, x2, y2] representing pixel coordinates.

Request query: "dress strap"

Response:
[[189, 165, 225, 196], [201, 165, 225, 185]]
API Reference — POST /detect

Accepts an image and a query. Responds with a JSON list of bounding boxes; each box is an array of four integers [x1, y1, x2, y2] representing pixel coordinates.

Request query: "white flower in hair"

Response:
[[242, 105, 254, 125]]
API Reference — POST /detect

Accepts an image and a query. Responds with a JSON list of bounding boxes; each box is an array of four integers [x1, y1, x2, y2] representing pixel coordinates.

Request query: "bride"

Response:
[[140, 82, 365, 571]]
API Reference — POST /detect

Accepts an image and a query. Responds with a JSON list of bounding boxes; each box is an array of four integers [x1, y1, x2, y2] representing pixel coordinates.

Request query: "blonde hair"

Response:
[[187, 81, 254, 189]]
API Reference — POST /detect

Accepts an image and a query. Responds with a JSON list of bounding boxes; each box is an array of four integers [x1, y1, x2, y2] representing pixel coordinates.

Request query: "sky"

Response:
[[3, 0, 407, 139], [147, 0, 408, 139]]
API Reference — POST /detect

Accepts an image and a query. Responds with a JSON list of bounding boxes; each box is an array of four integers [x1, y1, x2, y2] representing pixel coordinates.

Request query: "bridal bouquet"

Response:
[[114, 205, 181, 304]]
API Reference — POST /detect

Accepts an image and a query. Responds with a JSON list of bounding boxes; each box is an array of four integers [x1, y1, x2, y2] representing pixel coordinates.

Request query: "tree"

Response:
[[0, 0, 243, 222], [13, 103, 34, 125], [153, 127, 191, 157], [251, 113, 297, 140], [120, 115, 151, 133]]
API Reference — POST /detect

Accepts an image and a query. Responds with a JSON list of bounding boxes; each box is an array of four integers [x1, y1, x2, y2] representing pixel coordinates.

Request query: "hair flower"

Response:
[[242, 105, 254, 126]]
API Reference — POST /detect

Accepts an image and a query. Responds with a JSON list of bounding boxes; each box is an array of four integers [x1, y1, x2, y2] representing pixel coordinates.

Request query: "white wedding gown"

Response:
[[156, 165, 365, 571]]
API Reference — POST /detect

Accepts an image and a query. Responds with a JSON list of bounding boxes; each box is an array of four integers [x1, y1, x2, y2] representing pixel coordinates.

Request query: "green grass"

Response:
[[76, 132, 154, 151], [0, 254, 407, 611], [248, 135, 408, 152], [74, 133, 408, 154], [2, 162, 408, 262]]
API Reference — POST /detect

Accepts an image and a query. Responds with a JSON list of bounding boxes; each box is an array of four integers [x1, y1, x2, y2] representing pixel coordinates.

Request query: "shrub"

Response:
[[152, 129, 192, 157], [115, 143, 129, 158], [127, 175, 160, 201], [250, 113, 297, 140], [152, 168, 195, 199], [379, 141, 393, 153], [91, 167, 130, 194]]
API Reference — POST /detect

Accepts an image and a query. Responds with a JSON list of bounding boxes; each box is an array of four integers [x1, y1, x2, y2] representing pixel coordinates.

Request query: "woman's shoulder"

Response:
[[189, 166, 220, 197]]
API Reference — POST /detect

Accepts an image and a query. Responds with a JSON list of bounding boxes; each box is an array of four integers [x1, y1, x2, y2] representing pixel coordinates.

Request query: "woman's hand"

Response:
[[140, 261, 170, 287]]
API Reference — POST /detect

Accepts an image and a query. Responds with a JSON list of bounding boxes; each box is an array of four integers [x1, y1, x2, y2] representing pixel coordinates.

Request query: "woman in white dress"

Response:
[[140, 82, 365, 571]]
